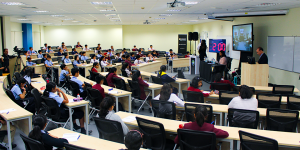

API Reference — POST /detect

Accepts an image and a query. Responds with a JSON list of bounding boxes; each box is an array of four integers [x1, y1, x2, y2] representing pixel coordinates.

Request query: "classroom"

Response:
[[0, 0, 300, 150]]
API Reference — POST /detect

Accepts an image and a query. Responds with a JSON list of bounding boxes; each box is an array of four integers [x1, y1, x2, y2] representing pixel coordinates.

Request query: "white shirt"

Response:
[[148, 48, 154, 51], [90, 59, 99, 64], [83, 47, 90, 51], [197, 42, 201, 51], [134, 59, 144, 65], [145, 57, 152, 62], [228, 96, 258, 111], [153, 93, 184, 107], [101, 61, 108, 67]]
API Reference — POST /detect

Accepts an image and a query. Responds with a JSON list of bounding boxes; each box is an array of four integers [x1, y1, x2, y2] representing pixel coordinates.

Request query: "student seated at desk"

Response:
[[71, 68, 89, 98], [132, 45, 138, 51], [59, 64, 71, 85], [98, 97, 129, 135], [188, 76, 214, 97], [120, 50, 126, 57], [145, 53, 155, 62], [11, 78, 36, 113], [78, 51, 83, 59], [92, 62, 99, 73], [63, 53, 71, 64], [122, 130, 143, 150], [97, 51, 102, 58], [115, 53, 120, 60], [228, 85, 258, 111], [90, 55, 99, 64], [41, 54, 47, 64], [134, 55, 144, 65], [0, 116, 17, 149], [136, 50, 145, 57], [123, 48, 128, 55], [151, 50, 159, 58], [29, 115, 68, 150], [106, 67, 121, 87], [100, 56, 110, 68], [45, 55, 58, 78], [217, 51, 227, 66], [118, 55, 126, 63], [185, 52, 190, 58], [27, 47, 37, 57], [73, 55, 82, 68], [47, 46, 54, 53], [122, 63, 132, 77], [125, 55, 134, 71], [43, 82, 86, 134], [212, 73, 235, 89], [83, 44, 90, 51], [174, 106, 229, 144], [153, 83, 184, 107], [72, 48, 78, 55], [76, 42, 83, 48], [107, 49, 114, 57], [26, 57, 36, 66], [38, 50, 43, 58], [57, 48, 63, 56], [80, 52, 89, 61], [42, 43, 48, 51], [157, 65, 178, 94], [62, 45, 68, 52], [92, 75, 105, 98], [130, 53, 136, 60]]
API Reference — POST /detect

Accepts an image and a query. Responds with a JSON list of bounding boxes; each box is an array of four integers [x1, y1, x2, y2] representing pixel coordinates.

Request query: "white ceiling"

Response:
[[0, 0, 300, 25]]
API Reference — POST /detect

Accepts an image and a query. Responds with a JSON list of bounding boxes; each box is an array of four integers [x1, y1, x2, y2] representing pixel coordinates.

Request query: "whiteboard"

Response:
[[294, 37, 300, 73], [217, 35, 240, 60], [268, 36, 294, 72]]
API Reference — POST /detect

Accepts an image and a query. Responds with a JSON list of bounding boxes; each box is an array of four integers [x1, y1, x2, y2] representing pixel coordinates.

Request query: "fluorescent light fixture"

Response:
[[99, 9, 115, 11], [234, 8, 251, 11], [91, 2, 113, 5], [109, 18, 120, 20], [105, 14, 117, 16], [44, 23, 53, 24], [212, 10, 288, 18], [63, 18, 74, 20], [199, 18, 208, 19], [34, 10, 49, 13], [32, 22, 40, 23], [185, 2, 198, 5], [1, 2, 25, 5], [159, 14, 172, 16], [166, 9, 181, 11], [155, 18, 165, 19], [181, 22, 190, 23], [18, 19, 29, 21], [189, 20, 199, 22], [51, 15, 65, 17], [72, 21, 82, 22], [256, 3, 280, 6]]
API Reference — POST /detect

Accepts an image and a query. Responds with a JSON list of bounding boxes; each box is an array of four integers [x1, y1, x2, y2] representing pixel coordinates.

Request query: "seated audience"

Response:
[[63, 53, 71, 64], [71, 68, 89, 98], [72, 48, 78, 55], [136, 50, 145, 57], [132, 45, 138, 51], [80, 52, 89, 61], [91, 55, 99, 64], [153, 83, 184, 107], [57, 48, 63, 56], [38, 50, 43, 58], [125, 55, 134, 71], [151, 50, 159, 58], [59, 64, 71, 85], [218, 51, 227, 66], [123, 130, 143, 150], [106, 67, 121, 87], [26, 57, 36, 66], [228, 85, 258, 110], [122, 63, 132, 77], [118, 55, 126, 62], [97, 50, 102, 58], [92, 75, 105, 98], [212, 73, 235, 88], [187, 76, 214, 97], [134, 55, 144, 65], [92, 62, 100, 73], [130, 53, 136, 60], [185, 52, 190, 58], [157, 65, 178, 94], [100, 56, 110, 69], [73, 55, 82, 68]]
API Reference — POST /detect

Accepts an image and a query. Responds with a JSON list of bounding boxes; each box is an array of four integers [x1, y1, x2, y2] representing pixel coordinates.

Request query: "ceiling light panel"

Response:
[[185, 2, 199, 5], [256, 3, 280, 7], [99, 9, 115, 11], [34, 11, 49, 13], [1, 2, 25, 5], [159, 14, 172, 16], [91, 2, 113, 5], [166, 9, 181, 12], [155, 18, 165, 19], [51, 15, 65, 17]]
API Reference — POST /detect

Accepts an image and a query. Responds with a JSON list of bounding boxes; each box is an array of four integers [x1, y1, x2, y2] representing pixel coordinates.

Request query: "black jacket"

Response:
[[41, 131, 68, 150], [258, 53, 268, 64]]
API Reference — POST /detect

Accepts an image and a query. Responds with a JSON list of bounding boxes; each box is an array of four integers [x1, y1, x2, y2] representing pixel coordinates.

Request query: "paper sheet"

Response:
[[62, 133, 80, 142], [31, 82, 42, 84], [108, 91, 118, 94], [122, 116, 136, 122], [0, 108, 16, 114], [203, 91, 211, 94], [148, 83, 153, 86], [68, 99, 75, 103]]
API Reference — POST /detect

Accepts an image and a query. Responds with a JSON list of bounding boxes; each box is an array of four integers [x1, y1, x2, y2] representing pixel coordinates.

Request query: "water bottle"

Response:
[[77, 94, 80, 101], [212, 58, 215, 64], [234, 76, 237, 86]]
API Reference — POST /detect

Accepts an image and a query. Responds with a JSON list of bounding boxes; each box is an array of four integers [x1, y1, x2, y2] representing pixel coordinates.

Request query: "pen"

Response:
[[6, 112, 9, 114], [77, 135, 80, 140], [211, 121, 214, 124]]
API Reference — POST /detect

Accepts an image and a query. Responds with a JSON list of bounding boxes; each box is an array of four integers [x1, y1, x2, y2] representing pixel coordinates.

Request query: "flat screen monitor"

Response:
[[232, 23, 253, 52], [247, 56, 255, 64], [209, 39, 226, 53]]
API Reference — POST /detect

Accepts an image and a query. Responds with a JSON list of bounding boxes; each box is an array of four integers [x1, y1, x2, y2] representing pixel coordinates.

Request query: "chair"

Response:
[[266, 108, 299, 132], [128, 80, 151, 113], [177, 69, 185, 79], [12, 72, 22, 84], [210, 83, 231, 91], [5, 89, 29, 109], [151, 100, 176, 120], [86, 87, 103, 118], [31, 88, 47, 115], [227, 108, 259, 129], [93, 117, 124, 143], [88, 70, 99, 81], [136, 117, 166, 150], [112, 77, 127, 91], [256, 94, 282, 108], [69, 80, 81, 97], [69, 55, 73, 59], [219, 91, 239, 105], [177, 129, 216, 150], [64, 143, 93, 150], [0, 130, 7, 149], [20, 134, 46, 150], [86, 59, 91, 64], [234, 86, 255, 94], [52, 57, 58, 62], [287, 95, 300, 110], [239, 131, 278, 150], [121, 69, 128, 77], [182, 90, 204, 103], [184, 103, 213, 123], [151, 75, 163, 85], [272, 85, 295, 95], [36, 59, 42, 64]]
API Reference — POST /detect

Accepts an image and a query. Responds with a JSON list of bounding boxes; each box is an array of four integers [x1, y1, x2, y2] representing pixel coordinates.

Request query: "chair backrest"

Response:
[[184, 103, 213, 123], [52, 57, 58, 62], [93, 117, 124, 143], [182, 90, 204, 103], [136, 117, 166, 150], [121, 69, 128, 77], [128, 80, 141, 99], [272, 85, 294, 95], [226, 57, 232, 70], [256, 94, 281, 108], [86, 59, 91, 64], [210, 83, 231, 91], [86, 87, 103, 108], [69, 55, 73, 59], [13, 72, 22, 83], [234, 86, 255, 94], [36, 59, 42, 64], [151, 100, 176, 120], [266, 108, 299, 132], [5, 89, 17, 101], [219, 91, 239, 105], [112, 77, 127, 91], [42, 96, 62, 122], [287, 95, 300, 110], [20, 134, 46, 150], [227, 108, 259, 129], [239, 131, 278, 150], [69, 80, 81, 97], [88, 70, 99, 81], [64, 143, 93, 150], [0, 130, 7, 143], [177, 69, 185, 79], [31, 88, 44, 114], [177, 129, 216, 150], [151, 75, 163, 85], [90, 54, 95, 58]]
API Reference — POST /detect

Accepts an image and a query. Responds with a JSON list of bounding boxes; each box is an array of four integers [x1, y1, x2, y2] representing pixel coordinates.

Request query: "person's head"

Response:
[[44, 43, 47, 46], [82, 52, 86, 56], [71, 68, 80, 77], [109, 67, 117, 74], [169, 49, 173, 53], [74, 55, 79, 61], [152, 50, 157, 54], [85, 44, 87, 48], [186, 52, 190, 55], [191, 76, 203, 88], [99, 97, 115, 118], [111, 45, 114, 48], [47, 55, 51, 60], [159, 65, 167, 74], [121, 55, 126, 60], [77, 41, 80, 45], [256, 47, 264, 55], [17, 78, 27, 88], [100, 56, 105, 61], [125, 130, 143, 150], [124, 49, 127, 52], [27, 57, 32, 62], [48, 46, 52, 50], [29, 47, 33, 51], [59, 48, 63, 53], [194, 105, 208, 127], [4, 48, 8, 55], [38, 50, 42, 54], [201, 40, 206, 45], [92, 55, 96, 60], [214, 73, 222, 82], [219, 51, 226, 57], [60, 64, 67, 70], [116, 53, 120, 56], [28, 115, 47, 142], [239, 85, 253, 99], [25, 67, 33, 77], [131, 53, 135, 57], [147, 53, 151, 57], [65, 53, 69, 59], [43, 82, 57, 97], [122, 63, 129, 70], [138, 50, 142, 54], [159, 83, 172, 101], [121, 50, 125, 54], [132, 70, 141, 81], [98, 51, 101, 54], [43, 54, 47, 58], [136, 55, 141, 60], [150, 45, 153, 48], [98, 43, 100, 47], [126, 55, 131, 61], [95, 75, 105, 85], [72, 48, 76, 52], [93, 62, 99, 68], [62, 42, 65, 45], [134, 45, 136, 48]]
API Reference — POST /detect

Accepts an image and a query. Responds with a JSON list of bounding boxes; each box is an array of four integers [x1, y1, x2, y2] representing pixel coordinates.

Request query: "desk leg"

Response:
[[224, 113, 228, 126], [230, 140, 234, 150], [51, 67, 54, 82], [237, 141, 240, 150], [69, 108, 73, 131], [179, 83, 182, 99], [28, 116, 32, 131], [152, 89, 155, 99], [85, 104, 89, 135], [7, 121, 12, 150], [129, 95, 131, 113], [116, 97, 119, 112], [84, 68, 86, 78]]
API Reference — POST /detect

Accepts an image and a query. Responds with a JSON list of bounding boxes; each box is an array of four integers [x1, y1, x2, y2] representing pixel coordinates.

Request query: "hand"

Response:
[[5, 68, 7, 71], [23, 90, 26, 94], [56, 88, 62, 93], [0, 67, 4, 69], [49, 134, 58, 138], [201, 90, 204, 92], [90, 82, 93, 86], [209, 90, 214, 95]]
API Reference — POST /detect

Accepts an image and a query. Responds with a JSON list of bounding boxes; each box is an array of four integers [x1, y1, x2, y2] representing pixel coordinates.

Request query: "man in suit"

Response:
[[256, 47, 268, 64]]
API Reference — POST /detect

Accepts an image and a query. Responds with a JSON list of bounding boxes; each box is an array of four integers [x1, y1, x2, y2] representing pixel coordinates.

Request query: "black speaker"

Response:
[[192, 32, 198, 41], [188, 32, 193, 41]]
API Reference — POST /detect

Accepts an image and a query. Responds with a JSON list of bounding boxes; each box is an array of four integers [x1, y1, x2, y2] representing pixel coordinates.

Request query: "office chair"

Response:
[[239, 131, 278, 150], [210, 83, 231, 91], [86, 87, 103, 118], [287, 95, 300, 110], [272, 85, 295, 95], [151, 100, 176, 120], [182, 90, 204, 103], [219, 91, 239, 105], [266, 108, 299, 132], [64, 143, 93, 150], [20, 134, 46, 150], [184, 103, 213, 123], [227, 108, 259, 129], [257, 94, 282, 108], [128, 80, 151, 113], [93, 117, 124, 143]]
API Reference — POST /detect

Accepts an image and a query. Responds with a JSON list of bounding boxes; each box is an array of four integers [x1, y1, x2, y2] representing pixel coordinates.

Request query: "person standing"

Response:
[[256, 47, 268, 64], [2, 48, 11, 73], [198, 40, 207, 61]]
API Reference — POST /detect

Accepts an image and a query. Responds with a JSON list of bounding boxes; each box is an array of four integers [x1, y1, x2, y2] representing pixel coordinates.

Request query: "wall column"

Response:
[[2, 16, 12, 54], [22, 23, 33, 51]]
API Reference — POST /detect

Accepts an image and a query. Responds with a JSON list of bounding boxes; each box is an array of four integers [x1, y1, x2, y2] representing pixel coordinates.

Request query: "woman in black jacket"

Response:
[[198, 40, 207, 61]]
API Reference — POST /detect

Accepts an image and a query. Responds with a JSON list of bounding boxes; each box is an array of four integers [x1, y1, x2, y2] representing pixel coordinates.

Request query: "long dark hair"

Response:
[[132, 70, 141, 82], [28, 115, 47, 142], [25, 67, 33, 78], [93, 62, 98, 68], [100, 56, 105, 61], [74, 55, 80, 63], [159, 83, 172, 101], [239, 85, 253, 99], [191, 76, 202, 88], [158, 65, 167, 77], [194, 105, 208, 127], [99, 97, 115, 118], [106, 67, 117, 78], [43, 82, 56, 97], [214, 73, 222, 82], [122, 63, 129, 70], [219, 51, 226, 57], [200, 40, 207, 49]]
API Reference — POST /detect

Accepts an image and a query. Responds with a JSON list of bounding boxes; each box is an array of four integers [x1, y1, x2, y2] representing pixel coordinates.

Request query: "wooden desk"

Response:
[[48, 128, 146, 150], [31, 77, 89, 134], [155, 57, 167, 65], [117, 111, 300, 150], [239, 85, 300, 94], [131, 61, 162, 73], [103, 63, 122, 74], [0, 76, 33, 150], [168, 58, 189, 73], [78, 64, 93, 78]]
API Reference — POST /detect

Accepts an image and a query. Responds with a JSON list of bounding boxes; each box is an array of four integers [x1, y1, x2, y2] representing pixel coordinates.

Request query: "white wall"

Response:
[[10, 22, 22, 50]]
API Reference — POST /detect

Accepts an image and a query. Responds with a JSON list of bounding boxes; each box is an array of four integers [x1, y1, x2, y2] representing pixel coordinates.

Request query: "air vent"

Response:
[[20, 6, 38, 10]]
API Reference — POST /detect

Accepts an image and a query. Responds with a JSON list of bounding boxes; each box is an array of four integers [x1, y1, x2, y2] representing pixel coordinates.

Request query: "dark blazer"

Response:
[[258, 53, 268, 64], [106, 73, 121, 87], [137, 77, 149, 100], [41, 131, 68, 150], [159, 74, 175, 85]]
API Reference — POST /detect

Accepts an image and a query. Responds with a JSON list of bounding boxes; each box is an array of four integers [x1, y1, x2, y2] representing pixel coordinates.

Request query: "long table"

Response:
[[131, 61, 162, 72], [240, 85, 300, 93], [117, 111, 300, 150], [168, 58, 189, 73]]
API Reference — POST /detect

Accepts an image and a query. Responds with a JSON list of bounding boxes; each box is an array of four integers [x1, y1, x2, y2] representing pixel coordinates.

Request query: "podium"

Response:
[[189, 55, 200, 75], [241, 63, 269, 86]]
